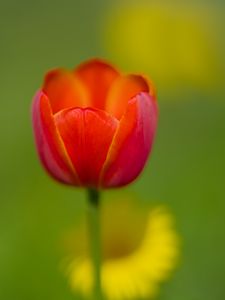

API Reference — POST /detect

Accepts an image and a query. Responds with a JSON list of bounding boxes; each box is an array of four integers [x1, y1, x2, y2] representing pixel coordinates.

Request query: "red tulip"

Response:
[[32, 59, 158, 188]]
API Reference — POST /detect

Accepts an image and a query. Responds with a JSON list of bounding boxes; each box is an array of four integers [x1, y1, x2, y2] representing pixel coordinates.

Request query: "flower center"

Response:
[[101, 205, 149, 260], [63, 201, 149, 262]]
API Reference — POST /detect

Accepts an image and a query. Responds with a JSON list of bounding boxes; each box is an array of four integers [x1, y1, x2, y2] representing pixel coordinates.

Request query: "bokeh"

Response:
[[65, 195, 179, 300], [0, 0, 225, 300]]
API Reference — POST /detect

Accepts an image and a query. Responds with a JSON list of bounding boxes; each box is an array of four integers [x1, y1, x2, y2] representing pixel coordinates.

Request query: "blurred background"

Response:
[[0, 0, 225, 299]]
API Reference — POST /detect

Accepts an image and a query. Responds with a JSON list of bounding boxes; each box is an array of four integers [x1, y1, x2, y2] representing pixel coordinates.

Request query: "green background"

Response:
[[0, 0, 225, 299]]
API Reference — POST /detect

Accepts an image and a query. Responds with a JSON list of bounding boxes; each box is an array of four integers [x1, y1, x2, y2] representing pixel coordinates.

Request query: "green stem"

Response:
[[87, 188, 103, 300]]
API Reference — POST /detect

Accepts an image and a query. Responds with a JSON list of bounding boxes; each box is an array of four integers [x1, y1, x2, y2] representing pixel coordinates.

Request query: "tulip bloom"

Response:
[[32, 59, 158, 188]]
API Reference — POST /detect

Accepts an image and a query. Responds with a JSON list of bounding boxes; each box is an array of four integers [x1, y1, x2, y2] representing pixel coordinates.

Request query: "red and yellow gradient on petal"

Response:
[[32, 91, 80, 185], [43, 69, 89, 114], [32, 59, 158, 188], [75, 59, 120, 110], [55, 108, 118, 187], [105, 74, 150, 119], [102, 93, 157, 187]]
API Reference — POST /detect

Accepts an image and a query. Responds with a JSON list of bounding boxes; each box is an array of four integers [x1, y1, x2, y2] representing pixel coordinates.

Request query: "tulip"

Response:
[[32, 59, 158, 188]]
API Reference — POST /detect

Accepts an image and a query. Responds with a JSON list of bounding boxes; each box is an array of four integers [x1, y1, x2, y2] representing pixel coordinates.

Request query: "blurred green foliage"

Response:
[[0, 0, 225, 300]]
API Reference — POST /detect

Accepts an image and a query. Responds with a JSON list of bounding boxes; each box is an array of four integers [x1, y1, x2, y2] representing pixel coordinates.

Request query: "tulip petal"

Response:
[[54, 107, 119, 187], [43, 69, 89, 114], [32, 91, 80, 185], [101, 92, 158, 187], [74, 59, 120, 110], [105, 74, 151, 119]]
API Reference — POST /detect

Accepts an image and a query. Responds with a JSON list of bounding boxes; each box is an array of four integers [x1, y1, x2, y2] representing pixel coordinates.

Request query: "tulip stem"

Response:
[[87, 188, 103, 300]]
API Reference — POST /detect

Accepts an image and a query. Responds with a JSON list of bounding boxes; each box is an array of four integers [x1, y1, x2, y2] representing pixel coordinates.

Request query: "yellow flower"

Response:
[[63, 196, 180, 300], [103, 1, 222, 93]]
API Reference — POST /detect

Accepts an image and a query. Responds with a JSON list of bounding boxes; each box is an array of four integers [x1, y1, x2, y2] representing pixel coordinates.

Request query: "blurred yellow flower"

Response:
[[103, 1, 222, 93], [64, 197, 180, 300]]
